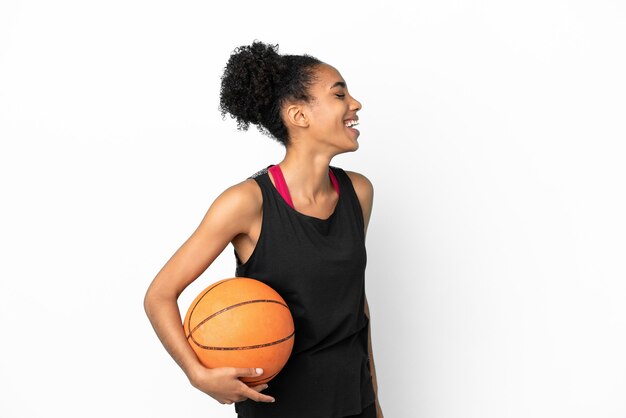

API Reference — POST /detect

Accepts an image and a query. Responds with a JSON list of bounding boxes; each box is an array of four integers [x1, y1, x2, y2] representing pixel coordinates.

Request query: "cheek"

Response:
[[309, 110, 337, 131], [317, 104, 343, 127]]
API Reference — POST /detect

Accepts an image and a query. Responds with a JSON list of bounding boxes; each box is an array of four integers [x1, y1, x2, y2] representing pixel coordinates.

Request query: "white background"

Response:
[[1, 1, 625, 417]]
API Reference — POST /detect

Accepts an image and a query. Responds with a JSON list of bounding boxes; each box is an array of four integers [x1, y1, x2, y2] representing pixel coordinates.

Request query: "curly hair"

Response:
[[218, 40, 323, 146]]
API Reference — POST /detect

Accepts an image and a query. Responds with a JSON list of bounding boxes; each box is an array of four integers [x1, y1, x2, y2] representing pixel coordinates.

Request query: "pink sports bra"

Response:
[[268, 164, 340, 209]]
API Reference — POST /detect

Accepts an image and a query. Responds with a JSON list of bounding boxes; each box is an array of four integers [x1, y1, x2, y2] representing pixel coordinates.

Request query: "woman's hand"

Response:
[[375, 400, 385, 418], [189, 366, 276, 405]]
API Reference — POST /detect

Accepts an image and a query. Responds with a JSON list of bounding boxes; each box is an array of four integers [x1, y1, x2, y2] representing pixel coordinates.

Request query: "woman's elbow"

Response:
[[143, 280, 173, 317], [143, 286, 159, 318]]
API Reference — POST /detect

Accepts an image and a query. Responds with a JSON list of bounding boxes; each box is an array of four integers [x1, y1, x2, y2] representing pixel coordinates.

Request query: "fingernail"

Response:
[[256, 368, 263, 375]]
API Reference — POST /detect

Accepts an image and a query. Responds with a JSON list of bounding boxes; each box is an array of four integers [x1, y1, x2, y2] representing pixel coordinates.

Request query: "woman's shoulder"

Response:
[[342, 169, 374, 197], [209, 177, 263, 225], [341, 169, 374, 235]]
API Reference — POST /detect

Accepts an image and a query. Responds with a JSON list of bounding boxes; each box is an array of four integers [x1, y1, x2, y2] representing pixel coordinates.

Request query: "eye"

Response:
[[335, 94, 345, 99]]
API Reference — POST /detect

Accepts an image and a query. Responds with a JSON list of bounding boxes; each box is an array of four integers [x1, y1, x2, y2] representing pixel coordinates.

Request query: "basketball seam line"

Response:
[[187, 299, 290, 338], [186, 278, 236, 337], [190, 330, 295, 351]]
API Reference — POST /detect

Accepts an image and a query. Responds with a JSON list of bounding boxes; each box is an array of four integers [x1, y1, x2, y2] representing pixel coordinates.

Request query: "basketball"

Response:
[[183, 277, 295, 386]]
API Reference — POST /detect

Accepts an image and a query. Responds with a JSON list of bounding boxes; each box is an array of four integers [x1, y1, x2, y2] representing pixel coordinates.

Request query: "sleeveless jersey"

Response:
[[233, 164, 376, 418]]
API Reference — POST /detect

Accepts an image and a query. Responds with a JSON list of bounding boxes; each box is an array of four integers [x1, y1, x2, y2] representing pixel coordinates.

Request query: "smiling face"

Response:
[[284, 63, 363, 152]]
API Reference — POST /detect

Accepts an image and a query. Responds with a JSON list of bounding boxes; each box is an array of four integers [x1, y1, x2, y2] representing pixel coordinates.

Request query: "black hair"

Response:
[[218, 40, 323, 146]]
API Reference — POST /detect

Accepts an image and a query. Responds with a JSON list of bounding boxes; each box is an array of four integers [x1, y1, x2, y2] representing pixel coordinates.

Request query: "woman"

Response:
[[144, 41, 384, 418]]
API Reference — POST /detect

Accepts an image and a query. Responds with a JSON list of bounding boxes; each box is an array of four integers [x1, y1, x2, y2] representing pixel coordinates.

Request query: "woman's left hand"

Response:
[[375, 400, 384, 418]]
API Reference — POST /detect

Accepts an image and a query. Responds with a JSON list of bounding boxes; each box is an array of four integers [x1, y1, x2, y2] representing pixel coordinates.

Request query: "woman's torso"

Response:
[[230, 164, 375, 418]]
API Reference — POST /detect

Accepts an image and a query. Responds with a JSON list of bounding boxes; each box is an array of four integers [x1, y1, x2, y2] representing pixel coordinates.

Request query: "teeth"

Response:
[[345, 120, 359, 127]]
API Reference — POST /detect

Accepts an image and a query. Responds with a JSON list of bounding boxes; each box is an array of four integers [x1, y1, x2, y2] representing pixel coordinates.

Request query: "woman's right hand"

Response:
[[189, 366, 276, 405]]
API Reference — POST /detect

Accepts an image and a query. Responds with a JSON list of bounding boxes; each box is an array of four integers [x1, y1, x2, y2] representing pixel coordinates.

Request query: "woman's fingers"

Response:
[[233, 367, 264, 378], [230, 368, 275, 402], [250, 384, 269, 392], [240, 385, 275, 403]]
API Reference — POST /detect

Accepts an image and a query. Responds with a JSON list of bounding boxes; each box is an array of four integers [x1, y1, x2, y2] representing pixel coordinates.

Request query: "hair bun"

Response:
[[218, 40, 322, 146], [219, 41, 283, 131]]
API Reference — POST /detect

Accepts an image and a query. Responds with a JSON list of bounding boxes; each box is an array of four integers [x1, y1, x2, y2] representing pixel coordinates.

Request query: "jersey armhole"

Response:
[[334, 167, 366, 239], [234, 176, 266, 270]]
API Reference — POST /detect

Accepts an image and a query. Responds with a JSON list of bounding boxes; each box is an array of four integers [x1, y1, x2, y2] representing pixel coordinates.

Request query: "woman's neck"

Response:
[[275, 147, 335, 202]]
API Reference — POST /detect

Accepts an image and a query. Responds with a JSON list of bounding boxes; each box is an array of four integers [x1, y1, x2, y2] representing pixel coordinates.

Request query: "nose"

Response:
[[351, 96, 362, 112]]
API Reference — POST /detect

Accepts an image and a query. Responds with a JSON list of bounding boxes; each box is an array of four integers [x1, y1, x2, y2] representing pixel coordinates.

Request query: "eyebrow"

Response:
[[330, 81, 347, 89]]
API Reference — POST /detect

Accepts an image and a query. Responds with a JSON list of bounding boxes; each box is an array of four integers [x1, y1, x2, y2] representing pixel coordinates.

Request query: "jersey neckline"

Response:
[[265, 165, 341, 222]]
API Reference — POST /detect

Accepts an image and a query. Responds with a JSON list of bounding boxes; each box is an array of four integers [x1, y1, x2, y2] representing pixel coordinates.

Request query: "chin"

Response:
[[352, 135, 360, 149], [334, 142, 358, 155], [347, 141, 359, 152]]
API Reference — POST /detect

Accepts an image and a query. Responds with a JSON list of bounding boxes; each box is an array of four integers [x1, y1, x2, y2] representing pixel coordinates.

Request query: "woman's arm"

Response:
[[346, 171, 384, 418], [143, 179, 275, 405], [365, 294, 384, 418]]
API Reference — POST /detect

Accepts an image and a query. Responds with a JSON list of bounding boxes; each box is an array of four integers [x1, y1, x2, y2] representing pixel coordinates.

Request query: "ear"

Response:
[[284, 103, 310, 129]]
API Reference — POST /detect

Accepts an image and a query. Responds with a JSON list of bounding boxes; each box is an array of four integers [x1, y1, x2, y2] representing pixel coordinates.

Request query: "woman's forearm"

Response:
[[364, 295, 378, 394], [365, 295, 384, 417], [144, 291, 203, 382], [367, 321, 379, 397]]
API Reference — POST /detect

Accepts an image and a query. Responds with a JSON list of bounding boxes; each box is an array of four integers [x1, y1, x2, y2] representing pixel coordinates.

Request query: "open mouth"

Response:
[[344, 119, 360, 135], [344, 119, 359, 128]]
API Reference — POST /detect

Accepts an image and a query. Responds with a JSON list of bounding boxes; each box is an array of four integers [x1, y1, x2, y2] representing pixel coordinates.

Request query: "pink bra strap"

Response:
[[269, 165, 340, 210], [328, 168, 340, 195], [268, 164, 295, 208]]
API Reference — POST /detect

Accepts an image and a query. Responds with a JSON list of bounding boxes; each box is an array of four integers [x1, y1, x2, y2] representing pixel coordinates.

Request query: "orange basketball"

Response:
[[183, 277, 295, 386]]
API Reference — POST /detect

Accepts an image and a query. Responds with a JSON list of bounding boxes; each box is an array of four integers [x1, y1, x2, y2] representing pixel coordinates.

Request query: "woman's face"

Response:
[[302, 63, 363, 151]]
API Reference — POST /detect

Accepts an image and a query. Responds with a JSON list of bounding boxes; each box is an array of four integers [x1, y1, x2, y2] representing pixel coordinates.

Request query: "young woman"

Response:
[[144, 41, 384, 418]]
